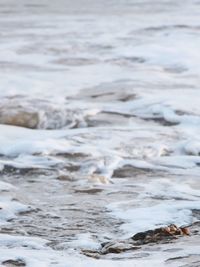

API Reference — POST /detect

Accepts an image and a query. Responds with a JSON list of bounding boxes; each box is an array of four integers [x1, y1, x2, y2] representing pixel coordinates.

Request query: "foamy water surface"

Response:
[[0, 1, 200, 266]]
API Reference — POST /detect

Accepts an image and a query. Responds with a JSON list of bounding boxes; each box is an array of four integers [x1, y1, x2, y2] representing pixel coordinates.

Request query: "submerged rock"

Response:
[[82, 224, 190, 257], [77, 81, 137, 102], [100, 241, 140, 255]]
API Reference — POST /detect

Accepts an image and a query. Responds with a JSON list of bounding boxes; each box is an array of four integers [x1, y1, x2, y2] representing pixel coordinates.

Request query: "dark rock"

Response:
[[0, 165, 38, 176], [132, 224, 190, 245], [2, 259, 26, 267], [56, 152, 88, 159], [57, 174, 73, 181], [74, 188, 103, 194], [143, 117, 179, 126], [112, 165, 153, 178], [101, 241, 140, 254]]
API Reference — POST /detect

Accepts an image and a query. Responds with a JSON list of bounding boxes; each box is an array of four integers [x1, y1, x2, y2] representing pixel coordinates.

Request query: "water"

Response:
[[0, 1, 200, 266]]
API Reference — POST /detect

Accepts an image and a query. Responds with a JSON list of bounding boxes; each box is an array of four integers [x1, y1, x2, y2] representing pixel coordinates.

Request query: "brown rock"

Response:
[[82, 224, 191, 257], [180, 227, 190, 235], [0, 109, 39, 129], [132, 224, 189, 245]]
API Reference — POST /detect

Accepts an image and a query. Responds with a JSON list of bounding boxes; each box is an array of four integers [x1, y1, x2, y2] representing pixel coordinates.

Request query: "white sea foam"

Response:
[[108, 200, 199, 237], [0, 0, 200, 266]]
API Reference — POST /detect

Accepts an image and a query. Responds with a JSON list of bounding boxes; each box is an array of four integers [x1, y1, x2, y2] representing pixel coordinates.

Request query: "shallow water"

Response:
[[0, 1, 200, 266]]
